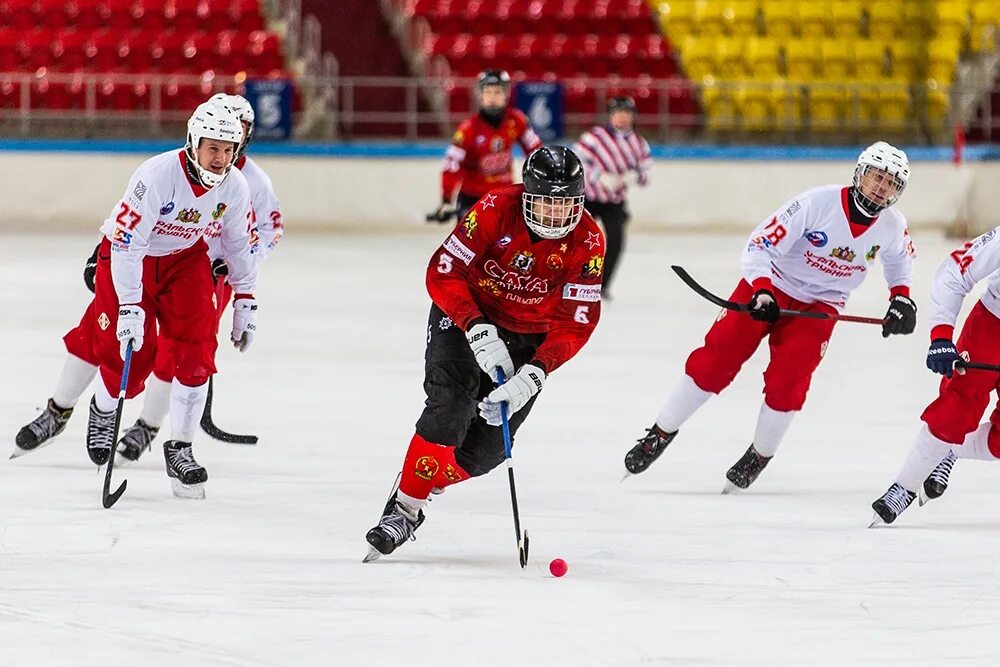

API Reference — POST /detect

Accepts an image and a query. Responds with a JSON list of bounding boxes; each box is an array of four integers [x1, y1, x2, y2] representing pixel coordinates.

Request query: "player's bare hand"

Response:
[[748, 289, 779, 323], [231, 296, 257, 352], [116, 304, 145, 359], [479, 364, 546, 426], [466, 322, 514, 382]]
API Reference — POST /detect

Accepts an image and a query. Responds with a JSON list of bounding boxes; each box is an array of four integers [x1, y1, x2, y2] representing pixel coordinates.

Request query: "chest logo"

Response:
[[490, 136, 504, 152], [212, 203, 228, 220], [463, 210, 478, 238], [830, 246, 856, 262], [805, 231, 828, 248], [866, 245, 881, 262], [495, 235, 511, 248], [159, 201, 175, 216], [510, 250, 535, 274], [581, 255, 604, 279], [546, 253, 564, 270], [176, 208, 202, 224]]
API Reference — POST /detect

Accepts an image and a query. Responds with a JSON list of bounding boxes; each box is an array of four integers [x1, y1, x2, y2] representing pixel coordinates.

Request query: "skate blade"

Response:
[[917, 487, 932, 507], [170, 478, 206, 499], [868, 512, 886, 528], [362, 546, 383, 563], [721, 480, 743, 495], [9, 446, 31, 460]]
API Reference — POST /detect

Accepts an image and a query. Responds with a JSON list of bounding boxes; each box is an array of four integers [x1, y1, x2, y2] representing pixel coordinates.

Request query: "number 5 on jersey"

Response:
[[438, 253, 454, 274]]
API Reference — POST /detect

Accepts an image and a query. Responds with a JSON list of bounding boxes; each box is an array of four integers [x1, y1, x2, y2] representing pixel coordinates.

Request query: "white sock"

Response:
[[52, 354, 98, 409], [752, 403, 797, 458], [170, 380, 209, 443], [951, 422, 999, 461], [139, 376, 172, 428], [894, 424, 956, 492], [92, 380, 118, 413], [656, 374, 714, 433], [397, 490, 427, 512]]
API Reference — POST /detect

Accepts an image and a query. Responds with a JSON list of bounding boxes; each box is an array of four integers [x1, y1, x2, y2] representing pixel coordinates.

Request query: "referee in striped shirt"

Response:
[[573, 97, 653, 299]]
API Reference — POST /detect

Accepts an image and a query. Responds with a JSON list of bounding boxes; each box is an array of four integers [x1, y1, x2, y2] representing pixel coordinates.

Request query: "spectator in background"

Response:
[[574, 97, 653, 299], [427, 69, 543, 224]]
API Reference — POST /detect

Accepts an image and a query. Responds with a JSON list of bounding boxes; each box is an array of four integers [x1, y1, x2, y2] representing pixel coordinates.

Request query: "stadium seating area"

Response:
[[0, 0, 284, 113]]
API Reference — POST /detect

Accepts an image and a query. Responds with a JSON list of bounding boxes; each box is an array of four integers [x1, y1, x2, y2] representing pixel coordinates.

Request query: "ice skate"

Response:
[[722, 445, 772, 494], [919, 451, 957, 506], [12, 399, 74, 458], [116, 419, 159, 465], [869, 483, 917, 527], [364, 499, 424, 562], [86, 396, 116, 466], [623, 424, 677, 475], [163, 440, 208, 499]]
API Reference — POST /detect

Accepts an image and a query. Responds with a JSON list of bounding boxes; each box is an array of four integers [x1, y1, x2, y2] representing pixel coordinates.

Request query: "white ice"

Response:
[[2, 230, 1000, 666]]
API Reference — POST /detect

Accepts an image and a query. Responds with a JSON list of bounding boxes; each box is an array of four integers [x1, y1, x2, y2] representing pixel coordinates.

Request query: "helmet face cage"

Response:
[[521, 192, 586, 239], [851, 141, 909, 215], [185, 101, 243, 189]]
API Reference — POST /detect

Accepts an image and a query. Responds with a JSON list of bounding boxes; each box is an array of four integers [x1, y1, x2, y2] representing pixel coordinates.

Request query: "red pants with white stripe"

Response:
[[921, 301, 1000, 455], [685, 280, 837, 412]]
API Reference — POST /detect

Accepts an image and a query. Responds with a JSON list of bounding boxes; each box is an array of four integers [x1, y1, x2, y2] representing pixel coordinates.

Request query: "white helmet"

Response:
[[185, 100, 243, 189], [208, 93, 255, 161], [853, 141, 909, 216]]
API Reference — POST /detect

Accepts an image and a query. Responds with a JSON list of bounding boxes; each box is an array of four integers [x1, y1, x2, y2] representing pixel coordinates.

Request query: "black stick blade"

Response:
[[102, 480, 127, 509]]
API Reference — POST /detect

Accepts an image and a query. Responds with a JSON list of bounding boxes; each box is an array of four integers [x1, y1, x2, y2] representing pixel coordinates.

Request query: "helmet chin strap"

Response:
[[850, 185, 884, 217]]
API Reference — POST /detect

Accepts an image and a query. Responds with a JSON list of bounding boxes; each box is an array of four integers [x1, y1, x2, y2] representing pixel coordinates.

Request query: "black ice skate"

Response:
[[722, 445, 772, 494], [86, 396, 116, 465], [116, 419, 159, 464], [163, 440, 208, 499], [920, 451, 957, 506], [364, 499, 425, 562], [12, 398, 74, 458], [869, 483, 917, 527], [623, 425, 677, 475]]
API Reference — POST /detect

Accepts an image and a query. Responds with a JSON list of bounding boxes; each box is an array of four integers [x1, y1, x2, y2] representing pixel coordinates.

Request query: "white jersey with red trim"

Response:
[[741, 185, 914, 309], [99, 149, 258, 305], [203, 156, 283, 262], [928, 227, 1000, 340]]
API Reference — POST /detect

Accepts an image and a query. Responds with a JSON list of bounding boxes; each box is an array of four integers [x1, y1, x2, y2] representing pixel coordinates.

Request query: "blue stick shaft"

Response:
[[497, 368, 513, 459]]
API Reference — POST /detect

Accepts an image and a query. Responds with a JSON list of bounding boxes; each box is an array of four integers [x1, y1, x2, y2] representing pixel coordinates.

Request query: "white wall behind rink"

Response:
[[3, 152, 998, 236]]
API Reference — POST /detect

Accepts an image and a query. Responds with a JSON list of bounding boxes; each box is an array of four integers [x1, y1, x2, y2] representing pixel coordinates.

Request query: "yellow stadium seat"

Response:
[[927, 39, 962, 83], [796, 3, 830, 39], [681, 35, 717, 79], [694, 0, 728, 35], [657, 1, 698, 37], [889, 42, 922, 80], [902, 2, 933, 41], [820, 39, 854, 80], [854, 40, 889, 81], [865, 3, 903, 41], [700, 78, 735, 132], [924, 84, 951, 129], [933, 1, 970, 41], [971, 0, 1000, 51], [877, 82, 911, 131], [761, 0, 795, 38], [717, 37, 746, 77], [725, 0, 761, 37], [770, 80, 804, 131], [809, 82, 848, 132], [784, 39, 821, 80], [745, 36, 781, 78], [830, 1, 863, 39], [734, 81, 774, 131]]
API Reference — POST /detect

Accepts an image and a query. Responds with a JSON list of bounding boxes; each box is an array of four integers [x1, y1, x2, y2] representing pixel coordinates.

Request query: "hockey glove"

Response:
[[598, 171, 624, 191], [211, 258, 229, 278], [83, 244, 98, 293], [231, 296, 257, 352], [882, 295, 917, 338], [926, 339, 965, 378], [426, 201, 457, 224], [479, 363, 546, 426], [748, 289, 780, 323], [116, 304, 145, 358], [466, 322, 515, 383]]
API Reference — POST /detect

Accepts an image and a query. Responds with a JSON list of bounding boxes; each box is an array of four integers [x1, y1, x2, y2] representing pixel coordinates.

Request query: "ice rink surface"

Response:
[[2, 229, 1000, 666]]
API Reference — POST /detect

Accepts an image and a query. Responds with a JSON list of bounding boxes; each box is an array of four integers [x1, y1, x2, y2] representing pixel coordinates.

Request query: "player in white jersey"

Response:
[[870, 225, 1000, 524], [623, 142, 917, 491], [15, 101, 258, 498]]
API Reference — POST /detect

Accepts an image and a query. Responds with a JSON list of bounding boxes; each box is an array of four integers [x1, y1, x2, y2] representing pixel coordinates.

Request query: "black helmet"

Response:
[[607, 96, 637, 114], [477, 69, 511, 124], [521, 145, 586, 239], [477, 68, 511, 91]]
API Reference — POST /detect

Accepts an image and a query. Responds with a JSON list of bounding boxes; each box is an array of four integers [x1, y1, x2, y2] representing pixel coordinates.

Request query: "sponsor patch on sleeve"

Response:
[[562, 283, 601, 302], [443, 234, 475, 266]]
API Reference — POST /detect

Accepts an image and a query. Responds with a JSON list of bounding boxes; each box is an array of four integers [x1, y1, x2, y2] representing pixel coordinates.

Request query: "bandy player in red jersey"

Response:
[[15, 101, 258, 498], [623, 142, 917, 491], [14, 95, 280, 466], [870, 224, 1000, 525], [426, 69, 542, 225], [365, 146, 604, 560]]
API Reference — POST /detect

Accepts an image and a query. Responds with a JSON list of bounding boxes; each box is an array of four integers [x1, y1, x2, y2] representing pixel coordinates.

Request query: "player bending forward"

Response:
[[17, 101, 258, 498], [366, 146, 604, 560], [871, 226, 1000, 524], [623, 142, 917, 491]]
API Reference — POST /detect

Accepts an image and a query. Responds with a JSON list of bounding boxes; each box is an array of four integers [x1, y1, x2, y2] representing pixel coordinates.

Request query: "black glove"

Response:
[[926, 339, 963, 378], [748, 289, 780, 323], [83, 244, 98, 293], [425, 201, 457, 224], [882, 295, 917, 338], [211, 258, 229, 278]]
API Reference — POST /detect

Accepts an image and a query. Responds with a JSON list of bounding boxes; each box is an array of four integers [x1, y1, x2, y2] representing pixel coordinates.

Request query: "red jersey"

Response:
[[441, 108, 543, 200], [426, 185, 605, 373]]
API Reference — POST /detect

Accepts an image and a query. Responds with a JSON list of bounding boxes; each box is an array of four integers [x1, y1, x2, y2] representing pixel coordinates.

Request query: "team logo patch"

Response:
[[509, 250, 535, 274], [438, 316, 453, 331], [749, 235, 772, 250], [98, 312, 110, 331], [159, 201, 175, 216], [414, 456, 439, 481], [463, 210, 478, 238], [441, 464, 463, 484], [563, 283, 601, 302], [830, 246, 857, 262], [176, 208, 202, 224], [212, 202, 228, 220], [444, 234, 475, 266], [132, 180, 147, 202], [490, 136, 504, 152], [496, 235, 512, 248], [866, 245, 881, 261], [546, 253, 564, 270], [112, 227, 132, 246], [806, 231, 828, 248], [581, 255, 604, 279], [453, 129, 465, 144], [477, 277, 502, 297]]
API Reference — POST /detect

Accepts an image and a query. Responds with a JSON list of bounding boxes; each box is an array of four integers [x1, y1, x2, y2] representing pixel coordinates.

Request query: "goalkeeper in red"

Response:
[[365, 146, 605, 560]]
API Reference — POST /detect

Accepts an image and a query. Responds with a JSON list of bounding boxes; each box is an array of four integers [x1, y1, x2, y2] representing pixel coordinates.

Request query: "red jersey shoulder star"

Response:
[[480, 193, 497, 210], [584, 231, 602, 250]]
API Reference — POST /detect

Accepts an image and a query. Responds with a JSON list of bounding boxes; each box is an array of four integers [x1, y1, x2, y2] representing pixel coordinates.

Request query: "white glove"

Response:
[[478, 363, 546, 426], [466, 322, 514, 383], [231, 296, 257, 352], [116, 304, 145, 359], [598, 171, 623, 190]]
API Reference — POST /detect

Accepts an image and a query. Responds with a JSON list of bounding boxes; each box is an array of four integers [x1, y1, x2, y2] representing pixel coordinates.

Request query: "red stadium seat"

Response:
[[54, 29, 90, 71], [166, 0, 205, 33], [184, 31, 217, 73], [38, 2, 71, 29], [150, 31, 187, 72], [21, 29, 56, 70], [101, 0, 135, 31], [4, 0, 37, 32], [229, 0, 264, 32], [248, 31, 283, 73], [69, 0, 105, 30]]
